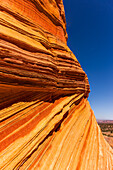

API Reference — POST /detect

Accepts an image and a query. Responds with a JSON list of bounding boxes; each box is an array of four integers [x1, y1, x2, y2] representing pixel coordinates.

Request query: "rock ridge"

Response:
[[0, 0, 112, 169]]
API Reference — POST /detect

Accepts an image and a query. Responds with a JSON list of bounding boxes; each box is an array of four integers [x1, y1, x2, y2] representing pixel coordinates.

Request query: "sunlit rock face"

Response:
[[0, 0, 112, 169]]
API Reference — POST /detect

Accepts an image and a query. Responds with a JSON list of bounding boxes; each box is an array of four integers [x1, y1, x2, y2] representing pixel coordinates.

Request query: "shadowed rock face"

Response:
[[0, 0, 112, 169], [0, 0, 90, 98]]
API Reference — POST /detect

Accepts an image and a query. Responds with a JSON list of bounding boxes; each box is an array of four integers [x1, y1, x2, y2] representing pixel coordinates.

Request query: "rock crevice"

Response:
[[0, 0, 112, 169]]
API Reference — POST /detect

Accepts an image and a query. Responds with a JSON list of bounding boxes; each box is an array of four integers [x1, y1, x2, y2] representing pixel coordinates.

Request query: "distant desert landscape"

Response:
[[97, 120, 113, 148], [0, 0, 113, 169]]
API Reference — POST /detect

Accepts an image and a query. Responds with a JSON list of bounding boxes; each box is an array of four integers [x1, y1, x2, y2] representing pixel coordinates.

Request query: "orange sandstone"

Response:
[[0, 0, 112, 169]]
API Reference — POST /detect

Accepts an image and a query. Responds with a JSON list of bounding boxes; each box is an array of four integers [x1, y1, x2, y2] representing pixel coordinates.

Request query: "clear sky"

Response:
[[63, 0, 113, 120]]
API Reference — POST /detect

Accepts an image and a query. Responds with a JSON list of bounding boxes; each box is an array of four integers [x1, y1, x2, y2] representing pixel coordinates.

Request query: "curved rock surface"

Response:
[[0, 0, 112, 169], [0, 0, 90, 98]]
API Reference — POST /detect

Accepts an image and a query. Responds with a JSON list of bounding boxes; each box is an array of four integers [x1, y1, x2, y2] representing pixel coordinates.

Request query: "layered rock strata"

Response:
[[0, 0, 112, 169], [0, 0, 90, 98]]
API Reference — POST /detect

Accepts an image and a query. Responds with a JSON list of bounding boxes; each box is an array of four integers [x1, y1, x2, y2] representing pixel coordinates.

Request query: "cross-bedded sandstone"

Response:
[[0, 0, 112, 169]]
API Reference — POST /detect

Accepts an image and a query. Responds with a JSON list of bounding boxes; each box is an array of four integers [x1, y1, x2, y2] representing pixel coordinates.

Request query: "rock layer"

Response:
[[0, 0, 112, 169], [0, 0, 90, 98]]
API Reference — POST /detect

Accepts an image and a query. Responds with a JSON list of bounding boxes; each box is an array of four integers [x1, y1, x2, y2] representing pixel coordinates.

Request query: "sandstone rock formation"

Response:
[[0, 0, 112, 169]]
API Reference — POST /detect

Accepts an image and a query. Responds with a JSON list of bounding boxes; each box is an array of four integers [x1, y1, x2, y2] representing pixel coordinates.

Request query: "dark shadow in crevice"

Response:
[[15, 96, 82, 169]]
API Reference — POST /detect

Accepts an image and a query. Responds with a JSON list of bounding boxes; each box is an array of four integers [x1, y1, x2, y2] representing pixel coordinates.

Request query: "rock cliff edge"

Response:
[[0, 0, 112, 169]]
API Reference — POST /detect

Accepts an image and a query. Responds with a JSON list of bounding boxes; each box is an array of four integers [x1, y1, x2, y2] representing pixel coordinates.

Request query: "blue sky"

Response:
[[63, 0, 113, 120]]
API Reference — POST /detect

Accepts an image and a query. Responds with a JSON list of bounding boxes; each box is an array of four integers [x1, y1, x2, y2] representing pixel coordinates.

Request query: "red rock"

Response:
[[0, 0, 112, 169]]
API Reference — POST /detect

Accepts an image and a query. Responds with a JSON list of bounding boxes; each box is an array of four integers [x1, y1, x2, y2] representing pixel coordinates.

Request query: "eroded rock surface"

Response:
[[0, 0, 112, 169]]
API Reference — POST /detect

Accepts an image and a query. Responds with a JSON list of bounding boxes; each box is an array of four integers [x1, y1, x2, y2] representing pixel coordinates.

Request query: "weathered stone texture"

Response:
[[0, 0, 112, 169]]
